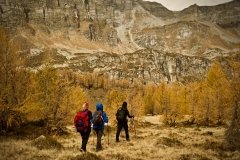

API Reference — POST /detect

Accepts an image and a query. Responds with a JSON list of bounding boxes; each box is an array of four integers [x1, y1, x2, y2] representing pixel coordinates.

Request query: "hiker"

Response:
[[116, 101, 134, 142], [92, 103, 108, 152], [74, 102, 92, 152]]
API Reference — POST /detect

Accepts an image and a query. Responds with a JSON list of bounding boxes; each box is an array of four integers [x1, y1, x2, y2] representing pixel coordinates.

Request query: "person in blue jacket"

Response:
[[92, 103, 108, 152]]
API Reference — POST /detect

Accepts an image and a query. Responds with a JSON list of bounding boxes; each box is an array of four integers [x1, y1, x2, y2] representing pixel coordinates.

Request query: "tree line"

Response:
[[0, 27, 239, 147]]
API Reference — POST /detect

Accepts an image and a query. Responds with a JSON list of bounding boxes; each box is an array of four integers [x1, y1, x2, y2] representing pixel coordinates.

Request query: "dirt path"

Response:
[[116, 8, 142, 51]]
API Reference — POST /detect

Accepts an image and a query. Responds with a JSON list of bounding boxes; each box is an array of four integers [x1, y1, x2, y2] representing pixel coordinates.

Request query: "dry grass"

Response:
[[0, 118, 240, 160], [155, 137, 184, 148], [32, 136, 63, 150], [71, 152, 103, 160]]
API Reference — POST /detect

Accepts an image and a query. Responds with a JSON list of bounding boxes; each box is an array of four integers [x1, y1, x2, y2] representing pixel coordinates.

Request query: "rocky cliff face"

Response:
[[78, 49, 211, 83], [27, 49, 210, 83], [1, 0, 240, 83], [134, 20, 239, 57], [0, 0, 135, 30]]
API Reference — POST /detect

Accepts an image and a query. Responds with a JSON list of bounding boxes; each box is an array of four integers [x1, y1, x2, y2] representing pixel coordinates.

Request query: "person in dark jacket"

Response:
[[116, 101, 134, 142], [92, 103, 108, 152], [74, 102, 92, 152]]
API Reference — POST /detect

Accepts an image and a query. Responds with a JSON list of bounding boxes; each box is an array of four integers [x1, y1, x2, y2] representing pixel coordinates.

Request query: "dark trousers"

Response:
[[80, 130, 91, 151], [94, 129, 103, 151], [116, 121, 129, 141], [95, 129, 103, 151]]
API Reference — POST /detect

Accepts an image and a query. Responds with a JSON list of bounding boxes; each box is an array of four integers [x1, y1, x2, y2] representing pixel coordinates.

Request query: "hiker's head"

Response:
[[96, 103, 103, 111], [122, 101, 127, 109], [82, 102, 89, 110]]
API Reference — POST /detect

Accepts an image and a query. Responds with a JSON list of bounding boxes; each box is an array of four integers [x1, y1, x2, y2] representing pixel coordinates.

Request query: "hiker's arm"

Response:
[[127, 110, 134, 118], [90, 112, 95, 123], [103, 112, 108, 123], [89, 111, 93, 122], [115, 110, 119, 120]]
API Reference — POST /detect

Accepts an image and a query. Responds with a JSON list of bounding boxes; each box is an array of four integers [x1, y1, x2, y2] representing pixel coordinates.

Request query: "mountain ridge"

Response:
[[0, 0, 240, 83]]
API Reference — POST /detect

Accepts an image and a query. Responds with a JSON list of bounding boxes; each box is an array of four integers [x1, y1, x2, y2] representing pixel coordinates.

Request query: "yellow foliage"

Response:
[[0, 27, 30, 131], [61, 86, 88, 124], [0, 30, 238, 131], [104, 90, 127, 124], [128, 90, 145, 116]]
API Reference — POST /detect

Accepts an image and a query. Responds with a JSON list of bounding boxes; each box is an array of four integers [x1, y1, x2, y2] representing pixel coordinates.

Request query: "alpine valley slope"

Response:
[[0, 0, 240, 83]]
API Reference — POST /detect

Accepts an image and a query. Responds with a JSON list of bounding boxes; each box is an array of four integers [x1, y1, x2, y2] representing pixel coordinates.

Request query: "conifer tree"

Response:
[[204, 61, 231, 124], [104, 90, 126, 124], [226, 61, 240, 149], [0, 28, 29, 132]]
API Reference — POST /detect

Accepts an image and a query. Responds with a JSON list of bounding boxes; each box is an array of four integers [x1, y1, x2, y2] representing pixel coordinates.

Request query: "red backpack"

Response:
[[74, 110, 89, 132]]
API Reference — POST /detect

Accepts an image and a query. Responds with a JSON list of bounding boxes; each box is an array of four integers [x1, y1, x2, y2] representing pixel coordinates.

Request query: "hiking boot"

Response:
[[96, 145, 103, 152], [96, 147, 102, 152]]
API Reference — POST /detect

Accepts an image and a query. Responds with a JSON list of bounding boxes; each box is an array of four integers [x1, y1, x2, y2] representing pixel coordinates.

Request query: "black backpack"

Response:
[[93, 111, 103, 125], [117, 108, 126, 121]]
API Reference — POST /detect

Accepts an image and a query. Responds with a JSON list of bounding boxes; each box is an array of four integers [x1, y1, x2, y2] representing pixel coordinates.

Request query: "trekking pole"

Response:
[[107, 123, 109, 145], [92, 130, 94, 145], [130, 105, 136, 137], [133, 117, 136, 137]]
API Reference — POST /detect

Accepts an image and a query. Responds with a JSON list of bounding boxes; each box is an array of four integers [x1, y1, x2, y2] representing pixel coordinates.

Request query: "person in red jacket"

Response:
[[74, 102, 92, 152]]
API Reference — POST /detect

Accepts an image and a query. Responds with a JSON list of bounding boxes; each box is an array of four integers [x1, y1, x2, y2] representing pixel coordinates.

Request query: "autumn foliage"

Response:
[[0, 27, 239, 146]]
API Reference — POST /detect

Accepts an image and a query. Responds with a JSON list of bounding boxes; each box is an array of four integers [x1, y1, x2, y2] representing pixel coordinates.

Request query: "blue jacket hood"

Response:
[[96, 103, 103, 111], [93, 104, 108, 130]]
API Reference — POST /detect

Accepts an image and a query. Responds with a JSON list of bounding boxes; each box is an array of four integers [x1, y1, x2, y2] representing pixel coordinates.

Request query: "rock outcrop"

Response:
[[28, 49, 211, 83]]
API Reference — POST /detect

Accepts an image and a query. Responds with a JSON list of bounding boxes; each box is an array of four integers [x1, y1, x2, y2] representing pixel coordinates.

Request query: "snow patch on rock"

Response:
[[30, 48, 43, 57], [177, 26, 192, 39], [57, 49, 76, 60]]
